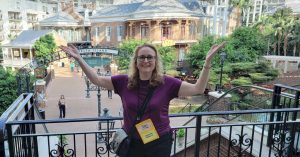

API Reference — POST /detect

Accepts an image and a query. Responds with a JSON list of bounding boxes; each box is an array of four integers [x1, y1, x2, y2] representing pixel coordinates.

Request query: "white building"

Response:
[[0, 0, 58, 44]]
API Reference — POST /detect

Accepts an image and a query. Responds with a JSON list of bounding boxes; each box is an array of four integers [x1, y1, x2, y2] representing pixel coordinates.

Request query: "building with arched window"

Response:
[[90, 0, 206, 61]]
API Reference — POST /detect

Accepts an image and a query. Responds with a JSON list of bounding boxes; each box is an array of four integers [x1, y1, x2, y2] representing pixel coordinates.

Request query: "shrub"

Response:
[[249, 73, 273, 83], [176, 128, 185, 138], [231, 77, 252, 86], [166, 70, 179, 77]]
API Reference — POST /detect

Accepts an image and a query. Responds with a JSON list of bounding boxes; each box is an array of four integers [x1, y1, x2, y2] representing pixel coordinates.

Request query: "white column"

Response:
[[258, 0, 263, 21], [246, 7, 250, 26], [222, 0, 228, 36], [29, 48, 33, 60], [213, 0, 218, 35], [10, 48, 14, 62], [252, 0, 257, 23], [284, 60, 288, 73], [20, 48, 23, 66]]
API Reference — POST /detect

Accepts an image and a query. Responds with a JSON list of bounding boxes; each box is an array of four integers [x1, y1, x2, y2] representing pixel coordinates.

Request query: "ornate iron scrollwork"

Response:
[[96, 141, 116, 156], [230, 133, 253, 157], [50, 144, 74, 157], [272, 130, 292, 157]]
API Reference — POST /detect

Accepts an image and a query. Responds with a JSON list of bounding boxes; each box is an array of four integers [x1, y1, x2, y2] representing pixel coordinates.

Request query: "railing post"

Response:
[[6, 124, 14, 157], [30, 100, 39, 157], [267, 85, 281, 146], [194, 115, 202, 157], [289, 91, 300, 156]]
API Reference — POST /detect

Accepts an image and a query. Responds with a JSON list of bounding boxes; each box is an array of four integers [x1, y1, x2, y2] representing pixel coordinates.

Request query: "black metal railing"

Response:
[[4, 108, 300, 157], [2, 84, 300, 157]]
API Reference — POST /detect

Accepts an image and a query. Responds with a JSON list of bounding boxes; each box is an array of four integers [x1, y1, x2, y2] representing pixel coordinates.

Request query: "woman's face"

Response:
[[136, 47, 156, 74]]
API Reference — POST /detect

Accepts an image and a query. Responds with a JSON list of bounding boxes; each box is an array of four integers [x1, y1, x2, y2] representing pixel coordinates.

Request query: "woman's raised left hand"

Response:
[[205, 41, 226, 63]]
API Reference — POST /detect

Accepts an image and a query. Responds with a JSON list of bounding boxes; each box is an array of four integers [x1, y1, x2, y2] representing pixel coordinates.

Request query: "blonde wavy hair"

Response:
[[127, 44, 164, 89]]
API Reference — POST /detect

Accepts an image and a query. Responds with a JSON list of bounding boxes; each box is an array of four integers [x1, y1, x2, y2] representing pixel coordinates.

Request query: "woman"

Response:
[[59, 42, 225, 157], [58, 95, 66, 118]]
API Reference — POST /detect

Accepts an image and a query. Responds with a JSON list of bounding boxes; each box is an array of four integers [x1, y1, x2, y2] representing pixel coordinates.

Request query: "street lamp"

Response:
[[218, 52, 226, 94], [85, 68, 102, 142]]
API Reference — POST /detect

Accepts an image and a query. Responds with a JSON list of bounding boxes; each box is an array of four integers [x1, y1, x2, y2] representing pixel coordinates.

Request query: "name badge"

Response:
[[135, 119, 159, 144]]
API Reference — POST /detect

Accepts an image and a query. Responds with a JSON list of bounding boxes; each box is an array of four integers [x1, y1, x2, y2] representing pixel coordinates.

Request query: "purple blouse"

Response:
[[111, 75, 182, 138]]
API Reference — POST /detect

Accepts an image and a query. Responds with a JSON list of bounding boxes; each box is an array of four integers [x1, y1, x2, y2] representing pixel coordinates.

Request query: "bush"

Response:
[[165, 70, 179, 77], [249, 73, 273, 83], [231, 77, 252, 86], [176, 128, 185, 138], [265, 69, 279, 78]]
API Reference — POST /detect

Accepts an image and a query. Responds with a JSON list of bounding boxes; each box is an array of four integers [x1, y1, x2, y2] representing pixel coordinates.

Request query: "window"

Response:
[[179, 48, 185, 61], [140, 24, 148, 39], [53, 7, 57, 13], [42, 6, 47, 13], [117, 25, 124, 41], [189, 23, 196, 39], [74, 0, 79, 7], [95, 27, 101, 43], [161, 24, 171, 39], [105, 26, 112, 41], [180, 24, 185, 39]]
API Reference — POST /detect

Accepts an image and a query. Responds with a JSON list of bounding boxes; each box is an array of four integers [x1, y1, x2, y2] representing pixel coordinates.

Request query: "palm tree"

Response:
[[272, 8, 293, 56], [230, 0, 252, 27], [290, 20, 300, 56], [253, 15, 276, 55]]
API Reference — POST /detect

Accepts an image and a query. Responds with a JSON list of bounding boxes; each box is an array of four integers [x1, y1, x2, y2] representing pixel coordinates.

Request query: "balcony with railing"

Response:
[[8, 16, 22, 21], [2, 58, 31, 68], [9, 24, 23, 31], [1, 84, 300, 157]]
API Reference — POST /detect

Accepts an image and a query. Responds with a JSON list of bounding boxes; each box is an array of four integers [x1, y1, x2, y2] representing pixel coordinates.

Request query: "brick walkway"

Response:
[[44, 60, 123, 133]]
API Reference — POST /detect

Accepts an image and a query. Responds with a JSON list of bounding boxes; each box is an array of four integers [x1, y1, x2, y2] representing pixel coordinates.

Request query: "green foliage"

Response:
[[230, 62, 256, 78], [208, 70, 230, 86], [187, 36, 215, 70], [157, 46, 176, 70], [0, 67, 18, 115], [231, 77, 252, 86], [165, 69, 179, 77], [33, 34, 57, 64], [176, 128, 185, 138], [117, 39, 147, 70], [229, 27, 267, 60], [249, 73, 273, 83]]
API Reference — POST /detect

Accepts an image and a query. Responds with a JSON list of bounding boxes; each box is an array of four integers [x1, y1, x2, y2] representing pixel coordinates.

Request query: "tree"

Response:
[[117, 39, 147, 70], [230, 0, 252, 26], [290, 18, 300, 56], [253, 15, 276, 55], [187, 36, 215, 73], [271, 8, 294, 56], [33, 33, 57, 63], [0, 67, 18, 115], [157, 46, 176, 71]]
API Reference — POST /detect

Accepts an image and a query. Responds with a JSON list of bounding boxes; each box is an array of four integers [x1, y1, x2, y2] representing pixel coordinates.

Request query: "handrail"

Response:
[[183, 84, 299, 126], [6, 108, 300, 125]]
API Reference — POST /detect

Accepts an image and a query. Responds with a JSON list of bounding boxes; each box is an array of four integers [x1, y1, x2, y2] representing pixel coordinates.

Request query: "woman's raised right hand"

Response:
[[59, 45, 81, 60]]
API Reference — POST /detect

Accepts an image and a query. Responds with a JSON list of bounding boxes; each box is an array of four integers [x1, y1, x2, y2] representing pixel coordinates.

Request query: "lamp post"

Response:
[[85, 68, 102, 142], [218, 52, 226, 94]]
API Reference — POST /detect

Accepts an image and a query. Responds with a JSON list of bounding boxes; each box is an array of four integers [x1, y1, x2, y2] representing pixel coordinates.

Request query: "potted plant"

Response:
[[176, 128, 185, 147]]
